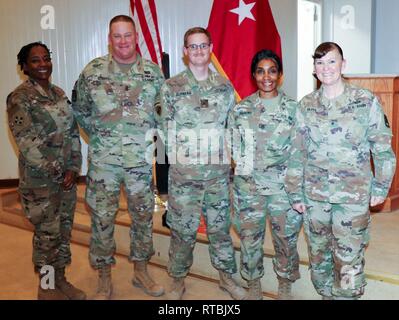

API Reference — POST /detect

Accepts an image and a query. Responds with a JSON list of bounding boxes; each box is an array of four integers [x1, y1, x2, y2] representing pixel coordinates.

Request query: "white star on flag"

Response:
[[230, 0, 256, 25]]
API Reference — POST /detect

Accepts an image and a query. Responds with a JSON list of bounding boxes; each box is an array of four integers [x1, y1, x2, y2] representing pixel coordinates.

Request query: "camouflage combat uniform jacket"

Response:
[[228, 91, 297, 194], [7, 78, 82, 186], [286, 82, 396, 204], [159, 68, 235, 180], [72, 54, 164, 168]]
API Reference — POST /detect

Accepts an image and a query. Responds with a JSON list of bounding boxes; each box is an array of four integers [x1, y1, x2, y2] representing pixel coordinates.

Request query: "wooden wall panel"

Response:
[[345, 75, 399, 212]]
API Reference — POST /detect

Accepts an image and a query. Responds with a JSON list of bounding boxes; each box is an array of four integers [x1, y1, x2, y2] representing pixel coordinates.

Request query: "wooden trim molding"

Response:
[[0, 179, 19, 188]]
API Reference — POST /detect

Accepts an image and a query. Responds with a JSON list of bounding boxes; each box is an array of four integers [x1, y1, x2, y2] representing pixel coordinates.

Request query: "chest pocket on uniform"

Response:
[[133, 74, 158, 115], [88, 77, 118, 116], [200, 100, 221, 127], [122, 82, 145, 122], [202, 86, 229, 127], [30, 103, 57, 136], [336, 113, 368, 146], [258, 112, 291, 158], [172, 94, 199, 129], [305, 115, 324, 147]]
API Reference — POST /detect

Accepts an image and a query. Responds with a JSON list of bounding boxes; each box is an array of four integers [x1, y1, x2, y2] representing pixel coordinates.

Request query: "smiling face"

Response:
[[109, 20, 137, 64], [314, 48, 346, 87], [253, 58, 281, 99], [184, 32, 213, 68], [23, 45, 52, 87]]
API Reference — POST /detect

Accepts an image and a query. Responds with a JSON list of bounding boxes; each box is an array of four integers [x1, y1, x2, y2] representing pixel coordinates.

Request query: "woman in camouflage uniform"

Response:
[[7, 42, 85, 300], [285, 42, 396, 299], [228, 49, 303, 300]]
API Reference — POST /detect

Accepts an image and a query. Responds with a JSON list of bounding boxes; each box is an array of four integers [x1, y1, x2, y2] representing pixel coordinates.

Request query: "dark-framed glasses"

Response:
[[186, 43, 210, 51]]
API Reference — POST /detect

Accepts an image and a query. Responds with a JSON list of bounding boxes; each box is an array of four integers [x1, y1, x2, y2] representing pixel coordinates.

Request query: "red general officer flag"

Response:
[[207, 0, 282, 100]]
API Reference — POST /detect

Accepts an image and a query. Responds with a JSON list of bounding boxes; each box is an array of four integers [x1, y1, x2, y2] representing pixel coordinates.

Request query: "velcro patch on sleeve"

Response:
[[9, 109, 31, 135]]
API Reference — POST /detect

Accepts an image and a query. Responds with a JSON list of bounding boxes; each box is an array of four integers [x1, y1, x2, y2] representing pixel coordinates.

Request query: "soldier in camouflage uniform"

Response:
[[285, 42, 396, 300], [228, 50, 303, 300], [7, 42, 85, 300], [72, 15, 165, 299], [159, 27, 246, 300]]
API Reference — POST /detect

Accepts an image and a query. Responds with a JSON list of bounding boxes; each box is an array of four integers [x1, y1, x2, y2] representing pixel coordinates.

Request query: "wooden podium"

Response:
[[344, 75, 399, 212]]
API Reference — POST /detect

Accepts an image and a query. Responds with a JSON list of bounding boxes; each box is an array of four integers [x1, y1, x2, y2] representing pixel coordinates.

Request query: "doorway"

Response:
[[297, 0, 322, 100]]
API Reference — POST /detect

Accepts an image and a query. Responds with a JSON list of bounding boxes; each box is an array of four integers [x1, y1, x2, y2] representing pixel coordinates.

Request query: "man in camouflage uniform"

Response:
[[7, 42, 84, 300], [72, 15, 165, 299], [229, 89, 303, 300], [159, 27, 246, 300], [285, 42, 396, 300]]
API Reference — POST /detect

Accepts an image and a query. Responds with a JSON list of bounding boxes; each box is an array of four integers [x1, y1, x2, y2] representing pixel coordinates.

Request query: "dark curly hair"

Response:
[[17, 42, 51, 75], [251, 49, 283, 77]]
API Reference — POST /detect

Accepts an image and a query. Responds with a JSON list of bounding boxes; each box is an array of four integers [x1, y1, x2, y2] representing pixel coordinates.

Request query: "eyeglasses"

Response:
[[186, 43, 210, 51]]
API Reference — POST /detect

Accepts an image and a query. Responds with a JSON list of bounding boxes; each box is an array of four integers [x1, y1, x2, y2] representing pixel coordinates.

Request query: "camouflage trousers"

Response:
[[167, 174, 237, 278], [233, 176, 303, 281], [19, 182, 77, 272], [86, 163, 155, 269], [304, 197, 371, 298]]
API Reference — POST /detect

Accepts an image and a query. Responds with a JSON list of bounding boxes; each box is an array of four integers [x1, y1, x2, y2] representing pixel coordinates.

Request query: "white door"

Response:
[[297, 0, 322, 100]]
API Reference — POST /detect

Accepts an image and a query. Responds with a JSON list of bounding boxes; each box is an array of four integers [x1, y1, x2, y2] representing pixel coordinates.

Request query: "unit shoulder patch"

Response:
[[9, 108, 31, 134]]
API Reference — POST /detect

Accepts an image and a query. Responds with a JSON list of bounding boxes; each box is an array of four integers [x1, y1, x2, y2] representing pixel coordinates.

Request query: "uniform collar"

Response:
[[185, 67, 214, 88], [319, 80, 351, 108], [27, 78, 58, 99], [108, 53, 144, 75], [252, 90, 284, 108]]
